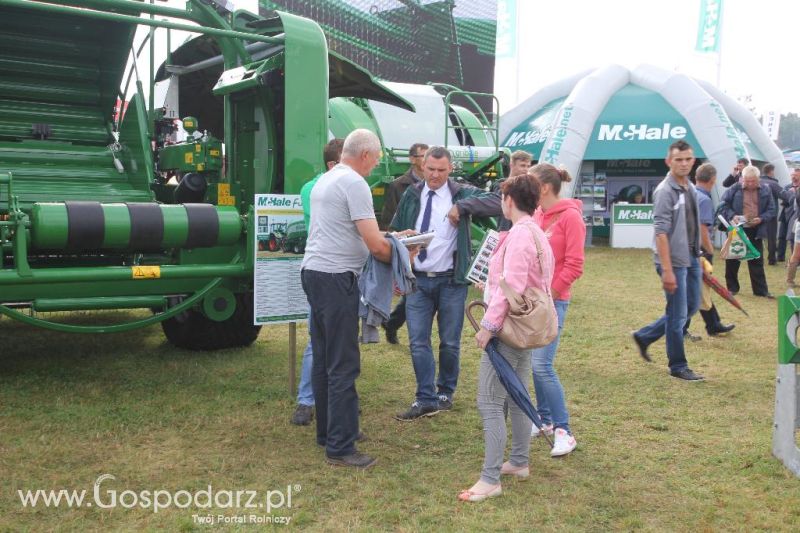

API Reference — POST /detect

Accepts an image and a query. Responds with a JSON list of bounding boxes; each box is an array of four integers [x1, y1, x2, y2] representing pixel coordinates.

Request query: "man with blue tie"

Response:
[[390, 146, 497, 420]]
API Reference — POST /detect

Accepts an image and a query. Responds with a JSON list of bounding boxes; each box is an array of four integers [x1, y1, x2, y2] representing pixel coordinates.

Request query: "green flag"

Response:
[[695, 0, 724, 53]]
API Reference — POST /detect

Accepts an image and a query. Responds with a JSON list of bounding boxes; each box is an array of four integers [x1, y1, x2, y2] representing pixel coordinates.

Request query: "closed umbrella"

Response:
[[466, 301, 553, 447], [700, 256, 749, 317]]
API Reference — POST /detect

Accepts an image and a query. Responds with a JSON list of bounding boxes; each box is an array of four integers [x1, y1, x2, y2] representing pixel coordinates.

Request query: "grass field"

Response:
[[2, 247, 800, 531]]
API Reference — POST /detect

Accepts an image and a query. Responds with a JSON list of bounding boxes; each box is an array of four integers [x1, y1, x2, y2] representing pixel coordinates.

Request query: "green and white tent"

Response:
[[500, 65, 789, 197]]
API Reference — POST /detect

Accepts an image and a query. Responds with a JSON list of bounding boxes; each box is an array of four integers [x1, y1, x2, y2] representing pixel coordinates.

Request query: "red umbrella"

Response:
[[702, 270, 749, 317]]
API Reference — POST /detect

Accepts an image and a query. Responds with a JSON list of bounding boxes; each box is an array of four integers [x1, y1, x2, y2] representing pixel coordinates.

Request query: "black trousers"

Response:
[[725, 227, 769, 295], [385, 295, 406, 330], [777, 216, 789, 261], [301, 269, 361, 457], [767, 217, 778, 264]]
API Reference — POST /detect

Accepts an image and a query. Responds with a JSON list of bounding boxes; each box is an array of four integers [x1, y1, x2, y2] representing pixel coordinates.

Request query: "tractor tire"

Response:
[[268, 234, 280, 252], [161, 293, 261, 351], [292, 243, 301, 254]]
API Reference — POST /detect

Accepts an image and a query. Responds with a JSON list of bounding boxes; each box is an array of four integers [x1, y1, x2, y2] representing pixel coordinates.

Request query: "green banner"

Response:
[[496, 0, 516, 58], [695, 0, 724, 53], [613, 204, 653, 225]]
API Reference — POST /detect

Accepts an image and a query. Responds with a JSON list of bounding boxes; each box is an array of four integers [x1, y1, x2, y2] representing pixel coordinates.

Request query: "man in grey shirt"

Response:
[[301, 129, 398, 469], [632, 140, 704, 381]]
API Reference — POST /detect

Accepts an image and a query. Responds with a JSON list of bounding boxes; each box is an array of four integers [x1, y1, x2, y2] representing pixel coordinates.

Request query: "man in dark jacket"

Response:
[[777, 168, 800, 262], [722, 157, 750, 188], [390, 146, 498, 419], [380, 143, 428, 228], [717, 165, 776, 297], [761, 163, 784, 264], [381, 143, 428, 344]]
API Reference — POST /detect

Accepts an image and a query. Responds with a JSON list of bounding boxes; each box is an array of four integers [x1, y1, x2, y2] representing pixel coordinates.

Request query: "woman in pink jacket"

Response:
[[529, 163, 585, 457], [459, 174, 555, 502]]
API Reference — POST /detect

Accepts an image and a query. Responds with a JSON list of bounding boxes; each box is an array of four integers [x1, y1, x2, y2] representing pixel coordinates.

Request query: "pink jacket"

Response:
[[533, 199, 585, 301], [481, 215, 555, 332]]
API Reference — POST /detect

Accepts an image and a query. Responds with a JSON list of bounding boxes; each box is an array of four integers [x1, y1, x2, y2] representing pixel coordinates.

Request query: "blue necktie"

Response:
[[418, 190, 435, 263]]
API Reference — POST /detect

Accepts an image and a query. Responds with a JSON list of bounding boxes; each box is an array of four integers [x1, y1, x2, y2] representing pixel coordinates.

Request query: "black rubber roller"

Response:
[[65, 201, 105, 250], [184, 203, 219, 249], [127, 202, 165, 251]]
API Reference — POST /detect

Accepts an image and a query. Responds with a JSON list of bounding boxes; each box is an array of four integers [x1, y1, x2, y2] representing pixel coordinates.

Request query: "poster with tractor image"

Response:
[[254, 194, 308, 325], [255, 194, 307, 256]]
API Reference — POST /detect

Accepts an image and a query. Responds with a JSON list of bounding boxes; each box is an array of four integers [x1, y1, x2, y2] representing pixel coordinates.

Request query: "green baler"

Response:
[[0, 0, 412, 350]]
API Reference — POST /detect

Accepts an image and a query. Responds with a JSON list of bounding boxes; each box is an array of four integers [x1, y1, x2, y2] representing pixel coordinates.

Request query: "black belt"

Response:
[[412, 269, 454, 278]]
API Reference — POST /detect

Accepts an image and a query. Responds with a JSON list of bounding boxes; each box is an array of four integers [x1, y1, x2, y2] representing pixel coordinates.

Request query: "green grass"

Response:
[[2, 247, 800, 531]]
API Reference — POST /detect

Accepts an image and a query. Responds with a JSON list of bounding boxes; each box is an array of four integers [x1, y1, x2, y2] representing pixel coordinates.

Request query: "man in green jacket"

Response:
[[391, 146, 498, 420]]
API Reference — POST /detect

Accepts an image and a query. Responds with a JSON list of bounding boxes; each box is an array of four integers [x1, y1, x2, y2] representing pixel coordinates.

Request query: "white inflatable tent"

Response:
[[501, 64, 790, 199]]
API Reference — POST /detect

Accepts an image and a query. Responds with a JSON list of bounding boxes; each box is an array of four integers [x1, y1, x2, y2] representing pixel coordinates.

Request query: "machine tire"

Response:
[[268, 234, 280, 251], [161, 292, 261, 351]]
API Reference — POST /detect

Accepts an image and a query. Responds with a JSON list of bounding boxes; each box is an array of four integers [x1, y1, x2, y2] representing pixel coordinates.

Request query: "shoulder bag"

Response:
[[495, 224, 558, 350]]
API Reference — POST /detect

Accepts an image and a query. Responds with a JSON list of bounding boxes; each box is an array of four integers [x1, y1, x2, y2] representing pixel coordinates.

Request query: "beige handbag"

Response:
[[495, 225, 558, 350]]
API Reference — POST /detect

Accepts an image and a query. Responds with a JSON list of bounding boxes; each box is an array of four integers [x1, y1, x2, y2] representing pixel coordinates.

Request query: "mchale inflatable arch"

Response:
[[501, 64, 790, 199]]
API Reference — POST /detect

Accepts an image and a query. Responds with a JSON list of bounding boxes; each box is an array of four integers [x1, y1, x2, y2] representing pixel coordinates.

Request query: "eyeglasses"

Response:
[[410, 154, 423, 158]]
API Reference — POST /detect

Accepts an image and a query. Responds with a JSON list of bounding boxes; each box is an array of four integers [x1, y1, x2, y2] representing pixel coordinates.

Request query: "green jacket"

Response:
[[390, 178, 496, 284]]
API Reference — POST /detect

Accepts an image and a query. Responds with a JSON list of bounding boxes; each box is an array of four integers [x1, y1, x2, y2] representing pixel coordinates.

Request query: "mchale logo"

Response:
[[617, 209, 653, 221], [542, 106, 574, 164], [597, 123, 687, 142], [504, 127, 551, 147]]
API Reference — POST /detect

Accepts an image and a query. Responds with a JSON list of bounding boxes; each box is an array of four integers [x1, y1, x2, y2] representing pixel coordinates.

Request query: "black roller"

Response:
[[184, 203, 219, 249], [65, 201, 105, 250], [127, 203, 165, 251], [174, 173, 207, 204]]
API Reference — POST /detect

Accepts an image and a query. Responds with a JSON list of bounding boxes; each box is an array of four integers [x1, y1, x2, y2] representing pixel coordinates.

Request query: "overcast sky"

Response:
[[143, 0, 796, 117], [496, 0, 799, 115]]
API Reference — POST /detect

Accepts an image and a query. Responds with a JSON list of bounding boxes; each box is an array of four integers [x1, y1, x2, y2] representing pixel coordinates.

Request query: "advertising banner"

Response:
[[611, 204, 654, 248], [254, 194, 308, 325], [763, 111, 781, 142], [695, 0, 724, 54], [260, 1, 498, 98]]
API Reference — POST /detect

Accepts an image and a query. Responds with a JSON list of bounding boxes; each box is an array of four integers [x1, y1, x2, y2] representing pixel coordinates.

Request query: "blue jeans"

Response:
[[296, 340, 314, 406], [635, 258, 701, 372], [405, 276, 468, 406], [531, 299, 571, 434], [296, 308, 315, 406]]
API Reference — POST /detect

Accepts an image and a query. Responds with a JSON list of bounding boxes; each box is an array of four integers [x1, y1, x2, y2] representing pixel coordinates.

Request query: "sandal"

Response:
[[457, 483, 502, 502], [500, 461, 529, 479]]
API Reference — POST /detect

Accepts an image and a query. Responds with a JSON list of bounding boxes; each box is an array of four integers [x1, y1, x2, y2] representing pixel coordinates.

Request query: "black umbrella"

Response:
[[467, 301, 553, 447]]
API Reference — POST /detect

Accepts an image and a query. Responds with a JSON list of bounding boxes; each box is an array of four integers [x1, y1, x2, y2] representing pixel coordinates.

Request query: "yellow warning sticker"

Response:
[[184, 152, 193, 164], [209, 149, 220, 157], [132, 266, 161, 279], [195, 144, 202, 153], [373, 186, 385, 197], [217, 183, 235, 206], [196, 163, 205, 172]]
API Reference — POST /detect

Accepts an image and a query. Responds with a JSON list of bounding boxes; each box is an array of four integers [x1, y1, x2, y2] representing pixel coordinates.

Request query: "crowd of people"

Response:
[[292, 129, 796, 502]]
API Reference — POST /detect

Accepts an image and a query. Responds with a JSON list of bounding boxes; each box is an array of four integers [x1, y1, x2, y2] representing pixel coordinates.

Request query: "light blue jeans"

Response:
[[531, 299, 571, 434], [297, 308, 315, 406], [296, 340, 314, 406]]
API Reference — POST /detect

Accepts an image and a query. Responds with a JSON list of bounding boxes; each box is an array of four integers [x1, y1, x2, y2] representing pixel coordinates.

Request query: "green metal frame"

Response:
[[0, 0, 331, 334]]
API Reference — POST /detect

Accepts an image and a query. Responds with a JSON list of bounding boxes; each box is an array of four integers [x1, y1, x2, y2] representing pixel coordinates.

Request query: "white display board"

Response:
[[610, 203, 654, 249], [253, 194, 308, 325]]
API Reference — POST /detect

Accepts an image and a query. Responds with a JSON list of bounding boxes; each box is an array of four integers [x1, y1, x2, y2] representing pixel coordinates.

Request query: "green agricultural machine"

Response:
[[0, 0, 502, 350], [0, 0, 416, 350]]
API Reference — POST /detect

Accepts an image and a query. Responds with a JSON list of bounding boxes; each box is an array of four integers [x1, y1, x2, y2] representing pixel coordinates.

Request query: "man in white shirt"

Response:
[[390, 147, 496, 420]]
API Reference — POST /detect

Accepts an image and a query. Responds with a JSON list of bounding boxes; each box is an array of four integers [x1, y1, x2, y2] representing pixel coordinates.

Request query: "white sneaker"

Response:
[[550, 428, 577, 457], [531, 423, 554, 438]]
